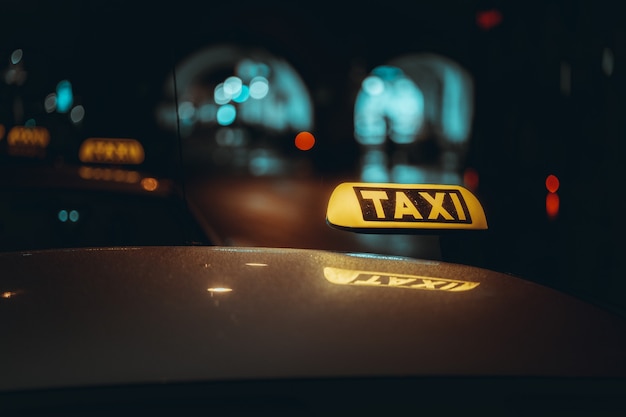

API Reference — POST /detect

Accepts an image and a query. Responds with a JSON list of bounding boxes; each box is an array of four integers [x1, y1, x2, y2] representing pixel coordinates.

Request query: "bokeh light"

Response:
[[545, 174, 560, 193], [546, 192, 560, 220], [295, 131, 315, 151], [463, 167, 479, 191]]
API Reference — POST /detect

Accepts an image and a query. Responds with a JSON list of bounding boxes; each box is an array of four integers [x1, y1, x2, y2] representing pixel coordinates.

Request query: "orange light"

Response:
[[463, 167, 479, 191], [7, 126, 50, 147], [1, 291, 18, 299], [545, 174, 560, 193], [546, 192, 560, 219], [295, 131, 315, 151], [78, 137, 145, 165], [140, 177, 159, 192]]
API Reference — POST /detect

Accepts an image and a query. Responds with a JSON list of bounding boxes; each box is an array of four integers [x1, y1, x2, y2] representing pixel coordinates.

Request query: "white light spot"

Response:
[[70, 105, 85, 123], [214, 83, 230, 105], [362, 76, 385, 96], [44, 93, 57, 113], [249, 76, 269, 99], [10, 49, 23, 65], [223, 76, 243, 97]]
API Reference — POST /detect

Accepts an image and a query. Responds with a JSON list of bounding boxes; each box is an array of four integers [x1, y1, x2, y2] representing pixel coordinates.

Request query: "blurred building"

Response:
[[157, 44, 315, 178]]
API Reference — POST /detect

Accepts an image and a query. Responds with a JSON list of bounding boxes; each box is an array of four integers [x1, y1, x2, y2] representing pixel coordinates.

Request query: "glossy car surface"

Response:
[[2, 246, 626, 415]]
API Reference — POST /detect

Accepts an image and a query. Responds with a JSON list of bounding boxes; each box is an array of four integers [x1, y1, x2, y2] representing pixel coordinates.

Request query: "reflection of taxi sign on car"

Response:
[[6, 126, 50, 147], [324, 266, 480, 291], [326, 182, 488, 232], [78, 138, 145, 165]]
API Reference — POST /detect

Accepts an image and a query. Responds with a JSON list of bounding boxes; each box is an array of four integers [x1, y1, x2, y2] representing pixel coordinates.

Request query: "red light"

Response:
[[463, 167, 479, 191], [546, 193, 559, 220], [476, 9, 503, 31], [545, 174, 560, 193], [295, 131, 315, 151]]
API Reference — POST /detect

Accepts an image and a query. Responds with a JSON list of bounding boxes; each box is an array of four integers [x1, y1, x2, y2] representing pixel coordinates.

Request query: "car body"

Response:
[[2, 245, 626, 415]]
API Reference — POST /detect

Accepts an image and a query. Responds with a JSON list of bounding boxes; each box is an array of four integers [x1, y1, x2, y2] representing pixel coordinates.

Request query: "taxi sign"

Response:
[[6, 126, 50, 148], [78, 138, 145, 165], [326, 182, 488, 232]]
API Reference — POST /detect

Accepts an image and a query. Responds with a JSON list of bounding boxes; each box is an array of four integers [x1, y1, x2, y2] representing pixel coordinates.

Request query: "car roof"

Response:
[[2, 246, 625, 392]]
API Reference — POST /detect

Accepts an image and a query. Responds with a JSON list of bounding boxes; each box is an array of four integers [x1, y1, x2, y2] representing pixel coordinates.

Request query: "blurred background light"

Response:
[[546, 192, 560, 220], [295, 131, 315, 151], [476, 9, 503, 31], [159, 44, 314, 176], [463, 167, 479, 191], [141, 177, 159, 191], [355, 54, 473, 185], [70, 105, 85, 124], [55, 80, 74, 113], [546, 174, 560, 193], [44, 94, 57, 113], [10, 49, 23, 65], [216, 104, 237, 126]]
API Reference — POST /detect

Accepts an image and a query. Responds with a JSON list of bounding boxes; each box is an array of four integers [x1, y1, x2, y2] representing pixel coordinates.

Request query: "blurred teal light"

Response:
[[56, 80, 73, 113], [233, 85, 250, 103], [58, 210, 68, 222], [217, 104, 237, 126]]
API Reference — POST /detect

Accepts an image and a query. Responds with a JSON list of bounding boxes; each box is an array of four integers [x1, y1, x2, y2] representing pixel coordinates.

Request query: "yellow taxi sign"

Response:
[[78, 138, 145, 165], [326, 182, 488, 232], [7, 126, 50, 148]]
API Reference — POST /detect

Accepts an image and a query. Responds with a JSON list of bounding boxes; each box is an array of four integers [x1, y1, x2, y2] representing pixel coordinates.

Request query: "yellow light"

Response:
[[7, 126, 50, 147], [324, 267, 479, 292], [245, 263, 268, 267], [1, 291, 18, 299], [326, 182, 488, 232], [78, 137, 145, 165], [207, 287, 233, 293]]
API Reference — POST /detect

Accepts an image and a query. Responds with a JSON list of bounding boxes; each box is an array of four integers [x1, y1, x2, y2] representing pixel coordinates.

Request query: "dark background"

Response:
[[2, 0, 626, 313]]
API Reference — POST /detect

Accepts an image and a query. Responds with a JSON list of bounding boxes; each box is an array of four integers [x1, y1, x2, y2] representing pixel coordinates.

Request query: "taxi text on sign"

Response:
[[326, 182, 488, 232]]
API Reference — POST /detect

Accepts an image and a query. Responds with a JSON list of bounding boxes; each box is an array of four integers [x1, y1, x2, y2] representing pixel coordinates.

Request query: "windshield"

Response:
[[1, 0, 624, 316]]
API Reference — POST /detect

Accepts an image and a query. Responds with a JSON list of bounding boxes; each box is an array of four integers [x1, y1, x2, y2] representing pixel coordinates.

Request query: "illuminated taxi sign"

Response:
[[326, 182, 487, 232], [6, 126, 50, 148], [78, 137, 145, 165], [324, 267, 479, 292]]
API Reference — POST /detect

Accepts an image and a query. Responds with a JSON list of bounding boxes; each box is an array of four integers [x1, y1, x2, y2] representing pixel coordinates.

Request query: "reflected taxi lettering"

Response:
[[324, 266, 479, 292], [78, 138, 145, 165], [356, 187, 469, 223]]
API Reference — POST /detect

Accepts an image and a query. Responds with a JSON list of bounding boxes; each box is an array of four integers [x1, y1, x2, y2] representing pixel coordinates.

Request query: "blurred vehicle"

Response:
[[0, 136, 219, 251], [2, 0, 626, 416]]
